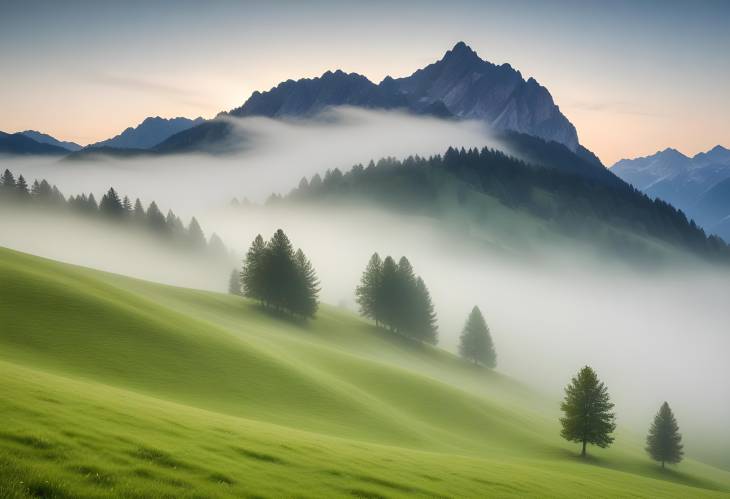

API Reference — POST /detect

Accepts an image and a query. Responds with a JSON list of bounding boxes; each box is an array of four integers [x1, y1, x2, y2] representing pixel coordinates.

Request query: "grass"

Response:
[[1, 246, 729, 497]]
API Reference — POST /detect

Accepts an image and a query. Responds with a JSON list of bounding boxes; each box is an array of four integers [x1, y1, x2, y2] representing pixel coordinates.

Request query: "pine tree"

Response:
[[379, 256, 400, 331], [560, 366, 616, 457], [241, 234, 267, 302], [133, 198, 146, 223], [188, 217, 207, 250], [146, 201, 167, 232], [87, 193, 98, 211], [1, 169, 16, 191], [208, 233, 227, 257], [228, 268, 242, 296], [100, 187, 124, 217], [412, 277, 438, 344], [646, 402, 684, 469], [263, 229, 297, 311], [15, 175, 30, 199], [293, 248, 320, 317], [122, 195, 133, 215], [355, 253, 383, 326], [458, 306, 496, 367]]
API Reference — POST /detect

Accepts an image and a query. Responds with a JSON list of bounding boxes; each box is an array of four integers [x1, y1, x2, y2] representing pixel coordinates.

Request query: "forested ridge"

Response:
[[279, 147, 729, 262]]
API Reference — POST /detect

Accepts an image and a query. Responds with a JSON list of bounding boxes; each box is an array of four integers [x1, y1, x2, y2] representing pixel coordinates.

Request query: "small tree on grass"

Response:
[[560, 366, 616, 457], [458, 306, 496, 368], [355, 253, 383, 326], [646, 402, 683, 469]]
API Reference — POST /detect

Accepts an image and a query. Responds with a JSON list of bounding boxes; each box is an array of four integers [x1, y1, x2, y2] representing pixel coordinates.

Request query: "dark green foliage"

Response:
[[0, 169, 224, 258], [355, 253, 384, 326], [355, 253, 438, 344], [99, 187, 125, 217], [239, 230, 319, 318], [560, 366, 616, 456], [646, 402, 684, 468], [228, 268, 242, 296], [286, 147, 730, 261], [458, 306, 496, 368]]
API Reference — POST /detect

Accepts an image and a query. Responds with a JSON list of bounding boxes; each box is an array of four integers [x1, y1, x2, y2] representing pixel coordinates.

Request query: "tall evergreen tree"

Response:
[[87, 192, 98, 211], [146, 201, 167, 232], [208, 233, 227, 257], [15, 175, 30, 199], [1, 169, 16, 191], [100, 187, 124, 217], [458, 306, 496, 367], [228, 268, 242, 296], [560, 366, 616, 457], [646, 402, 684, 469], [241, 234, 267, 302], [133, 198, 146, 223], [293, 248, 320, 317], [122, 195, 133, 215], [188, 217, 207, 250], [355, 253, 383, 326], [263, 229, 297, 311], [412, 276, 438, 344], [379, 256, 400, 331]]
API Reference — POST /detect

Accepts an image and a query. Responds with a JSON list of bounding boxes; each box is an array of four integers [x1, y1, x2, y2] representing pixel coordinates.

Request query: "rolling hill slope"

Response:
[[1, 246, 729, 497]]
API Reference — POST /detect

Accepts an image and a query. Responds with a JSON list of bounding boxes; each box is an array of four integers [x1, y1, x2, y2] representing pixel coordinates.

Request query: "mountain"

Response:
[[390, 42, 579, 150], [20, 130, 82, 151], [0, 131, 70, 155], [88, 116, 205, 150], [611, 146, 730, 240], [157, 42, 583, 156]]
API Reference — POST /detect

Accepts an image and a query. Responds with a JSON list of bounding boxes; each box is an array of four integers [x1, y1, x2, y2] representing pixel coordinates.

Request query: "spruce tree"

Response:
[[122, 195, 133, 215], [208, 233, 227, 257], [228, 268, 242, 296], [133, 198, 146, 223], [458, 306, 496, 367], [87, 193, 98, 211], [146, 201, 167, 232], [379, 256, 400, 331], [264, 229, 297, 311], [100, 187, 124, 217], [355, 253, 383, 326], [412, 276, 438, 344], [560, 366, 616, 457], [15, 175, 30, 199], [241, 234, 267, 302], [188, 217, 207, 250], [293, 248, 320, 317], [1, 169, 16, 191], [646, 402, 684, 469]]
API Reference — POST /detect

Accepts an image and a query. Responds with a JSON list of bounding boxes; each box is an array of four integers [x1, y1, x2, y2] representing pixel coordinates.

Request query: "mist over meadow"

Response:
[[1, 107, 728, 464]]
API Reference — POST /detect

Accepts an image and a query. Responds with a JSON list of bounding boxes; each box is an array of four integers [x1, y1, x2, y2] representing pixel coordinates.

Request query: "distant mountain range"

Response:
[[88, 116, 205, 150], [156, 42, 582, 155], [20, 130, 82, 151], [0, 131, 70, 155], [611, 145, 730, 240]]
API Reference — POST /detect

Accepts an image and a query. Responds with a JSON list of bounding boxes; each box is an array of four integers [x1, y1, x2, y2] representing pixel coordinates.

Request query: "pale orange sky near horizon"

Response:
[[1, 0, 728, 165]]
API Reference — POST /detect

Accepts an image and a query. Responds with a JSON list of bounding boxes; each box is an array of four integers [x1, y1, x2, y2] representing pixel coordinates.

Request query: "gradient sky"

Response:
[[1, 0, 728, 164]]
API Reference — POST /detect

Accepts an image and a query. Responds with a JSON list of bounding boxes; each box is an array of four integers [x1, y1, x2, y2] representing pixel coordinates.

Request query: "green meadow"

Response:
[[1, 246, 729, 498]]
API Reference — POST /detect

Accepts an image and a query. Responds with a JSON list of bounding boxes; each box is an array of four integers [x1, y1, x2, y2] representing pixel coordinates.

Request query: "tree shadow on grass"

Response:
[[553, 447, 728, 493]]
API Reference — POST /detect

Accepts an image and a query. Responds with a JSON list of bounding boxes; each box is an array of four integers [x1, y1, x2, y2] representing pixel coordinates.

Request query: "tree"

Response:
[[228, 268, 242, 296], [15, 175, 30, 199], [208, 233, 227, 257], [355, 253, 383, 326], [1, 169, 16, 192], [133, 198, 146, 223], [411, 277, 438, 344], [458, 306, 495, 367], [188, 217, 207, 250], [122, 196, 133, 215], [262, 229, 297, 311], [146, 201, 167, 232], [241, 234, 267, 301], [100, 187, 124, 217], [646, 402, 683, 469], [379, 256, 400, 331], [560, 366, 616, 457], [293, 248, 320, 317]]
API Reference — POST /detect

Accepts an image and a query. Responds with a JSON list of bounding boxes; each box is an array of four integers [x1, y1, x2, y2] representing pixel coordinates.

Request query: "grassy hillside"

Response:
[[1, 246, 729, 497]]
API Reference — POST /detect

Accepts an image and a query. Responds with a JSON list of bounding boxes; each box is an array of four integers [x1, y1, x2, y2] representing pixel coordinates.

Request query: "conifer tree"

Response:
[[356, 253, 383, 326], [133, 198, 146, 223], [146, 201, 167, 232], [412, 277, 438, 344], [208, 233, 227, 257], [100, 187, 124, 216], [15, 174, 30, 199], [241, 234, 267, 302], [646, 402, 684, 469], [379, 256, 400, 331], [263, 229, 297, 311], [228, 268, 242, 296], [122, 195, 133, 215], [560, 366, 616, 457], [293, 248, 320, 317], [188, 217, 207, 250], [1, 169, 16, 191], [87, 193, 98, 211], [458, 306, 496, 367]]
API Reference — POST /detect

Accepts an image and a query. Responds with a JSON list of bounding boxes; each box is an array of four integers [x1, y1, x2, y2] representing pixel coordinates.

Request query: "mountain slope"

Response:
[[156, 42, 583, 155], [0, 131, 70, 155], [611, 146, 730, 240], [89, 116, 205, 150], [20, 130, 82, 151], [1, 246, 729, 497]]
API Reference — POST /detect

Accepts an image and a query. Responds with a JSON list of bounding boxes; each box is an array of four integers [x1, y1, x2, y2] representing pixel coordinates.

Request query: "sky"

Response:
[[1, 0, 728, 165]]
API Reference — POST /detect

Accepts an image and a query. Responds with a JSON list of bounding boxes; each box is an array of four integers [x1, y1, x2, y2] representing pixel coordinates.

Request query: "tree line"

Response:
[[0, 168, 228, 258], [560, 365, 683, 468], [278, 147, 730, 262]]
